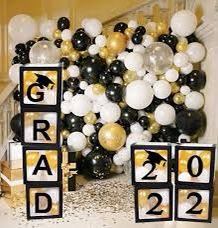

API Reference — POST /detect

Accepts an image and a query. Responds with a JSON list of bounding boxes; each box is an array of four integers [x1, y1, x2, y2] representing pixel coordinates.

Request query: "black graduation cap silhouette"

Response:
[[144, 150, 167, 167], [35, 73, 55, 89]]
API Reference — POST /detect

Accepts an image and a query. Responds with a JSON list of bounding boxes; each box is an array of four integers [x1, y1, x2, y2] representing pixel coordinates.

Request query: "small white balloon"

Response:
[[113, 154, 124, 166], [153, 80, 171, 99], [82, 124, 95, 136], [142, 35, 154, 47], [67, 65, 80, 77], [186, 42, 206, 63], [174, 52, 189, 68], [71, 94, 93, 116], [95, 35, 107, 47], [61, 29, 72, 41], [100, 102, 121, 123], [125, 80, 154, 109], [127, 40, 135, 50], [128, 20, 138, 29], [154, 103, 176, 125], [117, 51, 129, 61], [92, 102, 102, 113], [96, 93, 109, 105], [67, 132, 87, 152], [130, 122, 143, 134], [178, 134, 191, 143], [40, 20, 56, 39], [82, 148, 92, 157], [85, 85, 99, 100], [126, 133, 149, 151], [133, 45, 145, 54], [170, 10, 197, 37], [165, 69, 179, 82], [180, 85, 191, 95], [79, 81, 88, 90], [88, 44, 99, 55], [63, 91, 73, 101], [61, 101, 71, 114], [185, 91, 204, 110], [180, 63, 193, 75], [113, 77, 123, 85], [117, 147, 130, 162], [137, 68, 146, 77], [124, 52, 144, 71], [83, 18, 102, 37], [143, 72, 157, 85], [142, 130, 152, 142], [9, 64, 22, 84]]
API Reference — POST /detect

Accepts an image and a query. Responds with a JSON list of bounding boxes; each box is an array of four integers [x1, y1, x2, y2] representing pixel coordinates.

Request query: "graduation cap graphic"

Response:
[[35, 73, 55, 89], [143, 150, 167, 167]]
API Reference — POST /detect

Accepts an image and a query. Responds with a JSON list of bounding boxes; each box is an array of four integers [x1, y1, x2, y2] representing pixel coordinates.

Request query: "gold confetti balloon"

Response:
[[148, 122, 160, 134], [61, 129, 70, 139], [26, 151, 40, 166], [171, 82, 180, 94], [98, 123, 126, 151]]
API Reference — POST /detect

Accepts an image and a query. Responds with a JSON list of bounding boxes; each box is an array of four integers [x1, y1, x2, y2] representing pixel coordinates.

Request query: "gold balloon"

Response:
[[106, 56, 116, 65], [172, 65, 180, 71], [135, 150, 147, 167], [119, 101, 127, 108], [99, 47, 109, 59], [69, 50, 80, 61], [173, 93, 185, 104], [50, 203, 59, 215], [150, 31, 158, 39], [61, 40, 73, 55], [159, 74, 166, 80], [53, 29, 61, 39], [26, 151, 40, 166], [98, 123, 126, 151], [92, 83, 105, 95], [61, 129, 70, 139], [156, 22, 168, 35], [62, 69, 69, 80], [107, 32, 127, 55], [123, 70, 137, 84], [45, 150, 57, 169], [148, 122, 160, 134], [84, 112, 97, 124], [176, 41, 188, 52], [199, 150, 211, 168], [138, 189, 150, 208], [124, 27, 134, 38], [171, 82, 180, 94]]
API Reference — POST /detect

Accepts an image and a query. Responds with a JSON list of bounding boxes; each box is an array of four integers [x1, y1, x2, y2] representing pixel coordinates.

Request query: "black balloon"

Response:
[[54, 39, 63, 48], [166, 34, 178, 52], [89, 132, 99, 145], [66, 77, 80, 90], [26, 40, 36, 51], [135, 26, 146, 35], [158, 34, 168, 43], [38, 37, 49, 41], [73, 88, 84, 95], [13, 90, 21, 101], [11, 56, 20, 65], [10, 113, 22, 137], [105, 83, 123, 102], [187, 70, 206, 91], [131, 33, 143, 44], [19, 52, 30, 64], [186, 33, 198, 43], [138, 116, 149, 129], [63, 113, 85, 132], [94, 122, 103, 132], [59, 57, 70, 69], [160, 126, 180, 143], [99, 69, 114, 85], [81, 56, 106, 84], [120, 106, 138, 126], [176, 110, 206, 136], [114, 22, 128, 33], [84, 149, 112, 179], [72, 31, 91, 51], [109, 60, 126, 76], [15, 43, 26, 55], [176, 73, 188, 86], [57, 17, 70, 31]]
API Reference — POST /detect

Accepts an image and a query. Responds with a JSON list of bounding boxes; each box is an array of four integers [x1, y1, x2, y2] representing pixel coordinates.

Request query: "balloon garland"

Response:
[[9, 10, 207, 179]]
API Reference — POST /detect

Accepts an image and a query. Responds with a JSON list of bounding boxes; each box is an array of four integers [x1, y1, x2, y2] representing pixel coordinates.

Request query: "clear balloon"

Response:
[[29, 41, 60, 64], [144, 42, 174, 75]]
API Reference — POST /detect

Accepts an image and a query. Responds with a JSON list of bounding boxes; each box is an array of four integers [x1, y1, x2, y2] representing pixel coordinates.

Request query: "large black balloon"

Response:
[[63, 113, 85, 132], [84, 149, 112, 179], [160, 126, 180, 143], [10, 113, 22, 138], [81, 56, 106, 84], [176, 110, 206, 136], [99, 69, 114, 85], [120, 106, 138, 126], [187, 70, 206, 91], [105, 83, 123, 102], [109, 60, 126, 76], [57, 17, 70, 31], [72, 31, 91, 51]]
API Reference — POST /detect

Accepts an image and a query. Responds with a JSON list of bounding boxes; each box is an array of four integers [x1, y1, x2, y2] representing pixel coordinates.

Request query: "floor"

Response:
[[0, 174, 218, 228]]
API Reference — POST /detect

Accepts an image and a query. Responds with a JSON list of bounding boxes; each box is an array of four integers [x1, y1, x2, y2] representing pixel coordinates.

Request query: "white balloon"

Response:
[[178, 134, 191, 143], [124, 52, 144, 71], [67, 132, 87, 152], [29, 41, 60, 64], [142, 35, 154, 47], [61, 101, 71, 114], [180, 63, 193, 75], [40, 20, 56, 39], [8, 14, 37, 43], [67, 65, 80, 77], [143, 72, 157, 85], [128, 20, 138, 29], [125, 80, 154, 109], [174, 52, 189, 68], [100, 102, 121, 123], [133, 45, 145, 54], [117, 51, 129, 61], [60, 29, 72, 41], [96, 93, 109, 105], [154, 103, 176, 125], [85, 85, 99, 100], [8, 41, 16, 55], [136, 68, 146, 77], [186, 42, 206, 63], [130, 122, 143, 134], [9, 64, 22, 84], [63, 91, 73, 101], [88, 44, 99, 55], [82, 124, 95, 136], [82, 148, 91, 157], [127, 40, 135, 50], [92, 102, 102, 113], [117, 147, 130, 162], [185, 91, 204, 110], [165, 69, 179, 82], [170, 10, 197, 37], [79, 81, 88, 90], [113, 76, 123, 85], [95, 35, 107, 47], [126, 133, 149, 151], [180, 85, 191, 95], [142, 130, 152, 141], [153, 80, 171, 99], [71, 94, 93, 116], [113, 154, 124, 166], [83, 18, 102, 37]]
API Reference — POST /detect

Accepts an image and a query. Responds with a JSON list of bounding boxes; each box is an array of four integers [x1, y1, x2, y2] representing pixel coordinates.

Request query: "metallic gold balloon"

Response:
[[106, 56, 116, 65], [84, 112, 97, 124], [135, 150, 147, 167], [99, 47, 109, 59], [62, 69, 69, 80], [119, 101, 127, 108], [176, 41, 188, 52], [53, 29, 61, 39], [150, 31, 158, 39], [61, 40, 73, 55], [199, 150, 211, 168], [107, 32, 127, 55], [50, 203, 59, 215], [123, 70, 137, 84], [92, 83, 105, 95], [45, 150, 57, 169], [173, 93, 185, 104], [61, 129, 70, 139], [26, 151, 40, 166], [124, 27, 134, 38], [69, 50, 80, 61], [156, 22, 168, 35], [98, 123, 126, 151], [148, 122, 160, 134], [159, 74, 166, 80], [171, 82, 180, 94], [145, 112, 155, 121], [138, 189, 150, 208]]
